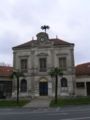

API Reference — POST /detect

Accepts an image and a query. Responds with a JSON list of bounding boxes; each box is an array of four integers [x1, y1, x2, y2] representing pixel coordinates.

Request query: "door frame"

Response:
[[86, 82, 90, 96], [39, 81, 48, 96]]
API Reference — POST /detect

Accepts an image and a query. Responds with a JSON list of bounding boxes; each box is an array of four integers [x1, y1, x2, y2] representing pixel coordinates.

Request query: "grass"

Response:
[[50, 97, 90, 107], [0, 99, 30, 108]]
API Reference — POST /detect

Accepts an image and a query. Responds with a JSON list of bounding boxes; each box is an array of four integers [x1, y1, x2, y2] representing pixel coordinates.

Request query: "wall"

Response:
[[13, 41, 75, 97]]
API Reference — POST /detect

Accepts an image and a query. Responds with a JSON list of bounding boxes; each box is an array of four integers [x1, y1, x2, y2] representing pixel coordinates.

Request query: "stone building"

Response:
[[12, 31, 75, 98]]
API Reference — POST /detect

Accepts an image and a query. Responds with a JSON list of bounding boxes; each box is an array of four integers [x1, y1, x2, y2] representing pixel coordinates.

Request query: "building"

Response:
[[0, 66, 13, 98], [12, 31, 75, 98], [75, 62, 90, 96]]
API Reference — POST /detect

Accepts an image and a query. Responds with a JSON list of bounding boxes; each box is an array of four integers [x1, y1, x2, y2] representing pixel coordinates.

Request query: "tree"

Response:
[[41, 25, 50, 33], [11, 69, 24, 103], [49, 67, 63, 103]]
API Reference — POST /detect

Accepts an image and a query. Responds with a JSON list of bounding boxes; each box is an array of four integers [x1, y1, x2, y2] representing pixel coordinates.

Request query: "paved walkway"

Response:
[[24, 96, 52, 108]]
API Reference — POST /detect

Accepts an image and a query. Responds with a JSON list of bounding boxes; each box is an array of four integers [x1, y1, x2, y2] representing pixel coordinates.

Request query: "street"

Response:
[[0, 105, 90, 120]]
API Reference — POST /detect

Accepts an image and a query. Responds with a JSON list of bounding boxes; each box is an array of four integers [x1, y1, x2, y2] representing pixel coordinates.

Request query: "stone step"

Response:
[[24, 96, 51, 108]]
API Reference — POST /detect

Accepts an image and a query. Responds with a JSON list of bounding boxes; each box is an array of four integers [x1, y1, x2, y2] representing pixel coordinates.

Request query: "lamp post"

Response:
[[49, 67, 63, 103]]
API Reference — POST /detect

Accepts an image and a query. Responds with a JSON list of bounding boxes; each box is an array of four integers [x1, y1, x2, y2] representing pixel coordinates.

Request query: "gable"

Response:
[[13, 38, 74, 50]]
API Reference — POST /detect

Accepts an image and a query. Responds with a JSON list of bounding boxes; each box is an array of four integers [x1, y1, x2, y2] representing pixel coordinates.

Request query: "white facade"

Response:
[[12, 32, 75, 98], [75, 63, 90, 96], [76, 76, 90, 96]]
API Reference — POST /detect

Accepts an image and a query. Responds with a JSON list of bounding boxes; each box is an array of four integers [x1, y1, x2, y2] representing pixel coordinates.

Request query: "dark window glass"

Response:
[[20, 79, 27, 92], [61, 78, 68, 87], [20, 59, 27, 72], [76, 82, 85, 88], [39, 58, 47, 72], [59, 57, 67, 70]]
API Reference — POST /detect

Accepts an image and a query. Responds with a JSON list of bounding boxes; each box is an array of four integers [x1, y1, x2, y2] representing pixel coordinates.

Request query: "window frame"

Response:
[[76, 82, 85, 88], [20, 79, 27, 92], [39, 58, 47, 72], [20, 58, 28, 73], [59, 57, 67, 70], [61, 77, 68, 87]]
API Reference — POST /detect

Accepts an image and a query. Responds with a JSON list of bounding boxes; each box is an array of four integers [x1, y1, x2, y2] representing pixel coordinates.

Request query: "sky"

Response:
[[0, 0, 90, 66]]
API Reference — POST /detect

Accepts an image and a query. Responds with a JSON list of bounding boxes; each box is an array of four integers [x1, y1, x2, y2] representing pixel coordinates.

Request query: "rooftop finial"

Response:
[[41, 25, 50, 33], [56, 35, 58, 39]]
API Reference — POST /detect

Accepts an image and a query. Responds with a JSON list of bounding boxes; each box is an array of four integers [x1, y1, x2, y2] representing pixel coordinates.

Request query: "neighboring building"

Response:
[[0, 66, 13, 98], [12, 31, 75, 97], [75, 62, 90, 96]]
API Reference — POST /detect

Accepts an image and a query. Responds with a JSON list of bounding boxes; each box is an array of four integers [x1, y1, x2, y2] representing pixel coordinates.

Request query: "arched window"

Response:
[[20, 79, 27, 92], [61, 77, 68, 87]]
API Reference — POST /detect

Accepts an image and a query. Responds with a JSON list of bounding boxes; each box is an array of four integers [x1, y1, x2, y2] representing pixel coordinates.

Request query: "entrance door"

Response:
[[86, 82, 90, 96], [39, 82, 48, 96], [0, 84, 5, 98]]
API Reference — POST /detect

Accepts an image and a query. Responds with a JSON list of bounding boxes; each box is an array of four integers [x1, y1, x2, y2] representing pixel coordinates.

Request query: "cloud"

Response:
[[0, 0, 90, 65], [0, 31, 20, 54]]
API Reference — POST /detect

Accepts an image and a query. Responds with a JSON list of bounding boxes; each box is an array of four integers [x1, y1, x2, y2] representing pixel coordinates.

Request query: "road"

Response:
[[0, 105, 90, 120]]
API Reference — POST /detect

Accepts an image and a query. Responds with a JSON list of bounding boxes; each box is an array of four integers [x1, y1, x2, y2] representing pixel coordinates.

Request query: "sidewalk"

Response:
[[24, 96, 52, 108]]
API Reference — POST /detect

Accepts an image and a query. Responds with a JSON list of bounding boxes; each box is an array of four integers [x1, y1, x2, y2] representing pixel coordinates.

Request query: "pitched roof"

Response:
[[0, 66, 13, 77], [13, 38, 74, 50], [75, 62, 90, 76], [50, 38, 73, 45]]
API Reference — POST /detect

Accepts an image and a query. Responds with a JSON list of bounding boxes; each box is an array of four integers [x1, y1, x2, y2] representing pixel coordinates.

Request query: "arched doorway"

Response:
[[39, 78, 48, 96]]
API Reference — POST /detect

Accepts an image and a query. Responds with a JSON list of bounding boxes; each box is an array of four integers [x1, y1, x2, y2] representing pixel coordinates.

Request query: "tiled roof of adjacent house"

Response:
[[0, 66, 13, 77], [75, 62, 90, 76], [13, 38, 74, 50]]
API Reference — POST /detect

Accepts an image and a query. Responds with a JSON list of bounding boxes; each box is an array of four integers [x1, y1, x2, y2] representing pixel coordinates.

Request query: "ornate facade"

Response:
[[12, 31, 75, 98]]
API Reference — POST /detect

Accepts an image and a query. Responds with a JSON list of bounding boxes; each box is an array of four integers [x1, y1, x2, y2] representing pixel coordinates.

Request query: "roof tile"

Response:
[[13, 38, 74, 50], [0, 66, 13, 77], [75, 62, 90, 76]]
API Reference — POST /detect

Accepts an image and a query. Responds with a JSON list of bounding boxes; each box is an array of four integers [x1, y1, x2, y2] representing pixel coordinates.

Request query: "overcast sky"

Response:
[[0, 0, 90, 66]]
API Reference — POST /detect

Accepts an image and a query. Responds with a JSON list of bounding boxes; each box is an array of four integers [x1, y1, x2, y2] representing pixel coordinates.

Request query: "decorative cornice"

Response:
[[36, 53, 48, 56], [56, 53, 68, 56]]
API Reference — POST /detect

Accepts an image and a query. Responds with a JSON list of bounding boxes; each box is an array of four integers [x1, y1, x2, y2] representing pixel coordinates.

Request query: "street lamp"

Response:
[[49, 67, 63, 103]]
